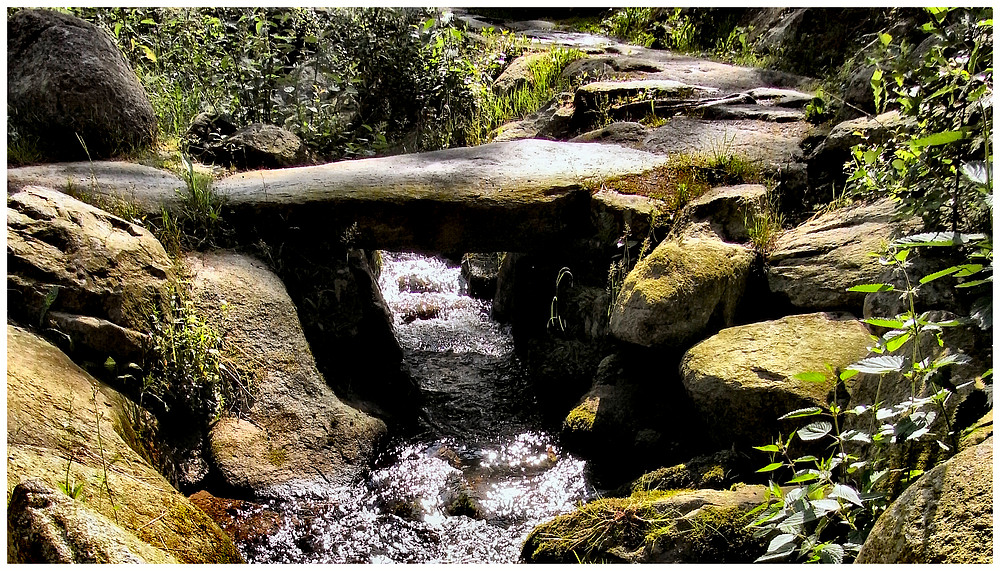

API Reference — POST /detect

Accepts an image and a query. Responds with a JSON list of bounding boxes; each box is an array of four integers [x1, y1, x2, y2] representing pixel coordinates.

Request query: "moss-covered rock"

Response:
[[521, 486, 767, 563], [620, 450, 755, 494], [680, 311, 872, 449], [856, 436, 993, 564], [609, 236, 755, 350], [6, 324, 243, 563]]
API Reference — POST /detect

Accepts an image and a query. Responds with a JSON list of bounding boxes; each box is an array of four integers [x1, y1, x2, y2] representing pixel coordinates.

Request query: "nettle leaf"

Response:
[[779, 407, 823, 420], [767, 533, 797, 554], [757, 462, 785, 473], [920, 265, 962, 284], [794, 371, 828, 383], [756, 541, 796, 562], [820, 543, 846, 565], [754, 444, 781, 452], [847, 283, 895, 293], [850, 355, 905, 374], [811, 499, 841, 515], [933, 352, 972, 368], [885, 331, 911, 353], [961, 161, 990, 185], [830, 484, 864, 506], [865, 317, 906, 329], [909, 130, 965, 148], [798, 421, 833, 441]]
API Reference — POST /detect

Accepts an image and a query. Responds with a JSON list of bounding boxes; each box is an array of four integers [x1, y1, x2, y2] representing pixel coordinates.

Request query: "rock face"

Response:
[[677, 184, 768, 243], [609, 236, 755, 350], [6, 324, 243, 563], [767, 199, 919, 312], [679, 312, 872, 449], [7, 162, 188, 214], [183, 251, 387, 494], [212, 139, 670, 254], [7, 9, 157, 160], [8, 480, 178, 564], [7, 185, 173, 347], [856, 437, 993, 564], [522, 485, 768, 563]]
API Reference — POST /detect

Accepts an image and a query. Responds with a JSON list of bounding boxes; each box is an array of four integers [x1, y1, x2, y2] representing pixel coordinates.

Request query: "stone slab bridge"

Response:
[[8, 139, 669, 255]]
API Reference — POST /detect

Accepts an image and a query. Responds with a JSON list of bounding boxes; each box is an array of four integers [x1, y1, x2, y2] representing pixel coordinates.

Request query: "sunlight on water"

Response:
[[241, 252, 593, 563]]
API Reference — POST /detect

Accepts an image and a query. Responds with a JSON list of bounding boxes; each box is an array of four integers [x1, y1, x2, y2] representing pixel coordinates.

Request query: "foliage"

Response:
[[602, 7, 657, 47], [850, 7, 993, 232], [547, 267, 574, 333], [751, 9, 992, 562], [140, 287, 246, 429], [744, 188, 786, 256]]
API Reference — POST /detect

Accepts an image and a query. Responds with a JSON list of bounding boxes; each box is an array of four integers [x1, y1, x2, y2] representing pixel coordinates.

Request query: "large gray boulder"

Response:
[[183, 251, 387, 495], [767, 199, 920, 312], [7, 9, 157, 160], [7, 186, 173, 351], [208, 123, 309, 170], [609, 236, 755, 350], [856, 437, 993, 564], [6, 324, 243, 563], [679, 312, 872, 449]]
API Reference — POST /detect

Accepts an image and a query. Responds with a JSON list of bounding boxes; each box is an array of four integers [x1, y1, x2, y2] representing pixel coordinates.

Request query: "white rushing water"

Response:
[[241, 252, 593, 563]]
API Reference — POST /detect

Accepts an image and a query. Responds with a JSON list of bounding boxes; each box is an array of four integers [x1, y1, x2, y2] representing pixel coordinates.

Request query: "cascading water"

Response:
[[240, 252, 594, 563]]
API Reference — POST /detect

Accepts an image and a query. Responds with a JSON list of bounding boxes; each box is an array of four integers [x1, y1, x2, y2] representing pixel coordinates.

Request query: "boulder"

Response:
[[856, 437, 993, 564], [571, 121, 649, 144], [559, 55, 664, 84], [208, 123, 310, 170], [8, 480, 178, 564], [212, 139, 670, 254], [609, 236, 755, 350], [677, 184, 768, 243], [6, 324, 243, 563], [7, 9, 156, 160], [588, 186, 668, 254], [182, 111, 238, 163], [493, 51, 552, 94], [522, 485, 768, 563], [7, 185, 173, 341], [183, 251, 387, 495], [679, 312, 872, 449], [7, 162, 188, 214], [493, 91, 576, 142], [619, 450, 755, 495], [767, 199, 920, 312]]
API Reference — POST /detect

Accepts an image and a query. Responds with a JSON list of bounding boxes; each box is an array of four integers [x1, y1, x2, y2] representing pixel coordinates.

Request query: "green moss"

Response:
[[646, 505, 764, 563], [267, 447, 288, 467], [563, 396, 599, 433]]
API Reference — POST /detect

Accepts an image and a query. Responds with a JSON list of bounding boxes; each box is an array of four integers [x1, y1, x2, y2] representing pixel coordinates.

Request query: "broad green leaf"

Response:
[[839, 369, 859, 382], [865, 318, 906, 329], [956, 278, 992, 288], [933, 353, 972, 367], [961, 161, 990, 185], [140, 45, 157, 63], [910, 130, 964, 148], [850, 355, 905, 374], [786, 472, 819, 484], [847, 283, 895, 293], [879, 32, 892, 46], [885, 331, 911, 352], [754, 444, 780, 452], [952, 264, 984, 277], [920, 265, 962, 283], [756, 541, 795, 562], [794, 372, 827, 383], [811, 499, 841, 514], [778, 407, 823, 420], [798, 421, 833, 441], [793, 455, 819, 463], [830, 484, 864, 506], [767, 533, 797, 554], [757, 462, 784, 473]]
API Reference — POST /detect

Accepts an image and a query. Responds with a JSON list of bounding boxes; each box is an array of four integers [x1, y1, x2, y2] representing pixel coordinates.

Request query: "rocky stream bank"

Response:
[[7, 7, 992, 564]]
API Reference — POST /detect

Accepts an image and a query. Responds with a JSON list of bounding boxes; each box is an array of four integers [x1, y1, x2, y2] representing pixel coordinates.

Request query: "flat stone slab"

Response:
[[213, 139, 669, 254], [7, 161, 186, 212]]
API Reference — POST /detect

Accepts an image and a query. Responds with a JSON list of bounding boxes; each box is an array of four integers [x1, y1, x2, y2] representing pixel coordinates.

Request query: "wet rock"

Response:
[[187, 490, 283, 546], [609, 236, 755, 350], [767, 199, 921, 312], [8, 480, 177, 563], [399, 300, 443, 324], [7, 9, 156, 160], [856, 437, 993, 564], [7, 185, 174, 332], [6, 324, 243, 563], [680, 312, 872, 450], [184, 251, 387, 494], [461, 253, 501, 300]]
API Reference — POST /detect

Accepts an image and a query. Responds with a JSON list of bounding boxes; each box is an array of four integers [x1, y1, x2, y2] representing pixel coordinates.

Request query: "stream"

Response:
[[241, 252, 594, 563]]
